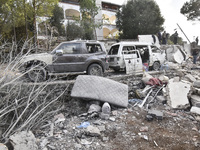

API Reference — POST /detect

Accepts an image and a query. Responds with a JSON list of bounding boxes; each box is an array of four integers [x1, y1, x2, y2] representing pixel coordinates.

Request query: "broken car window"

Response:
[[108, 45, 119, 55], [54, 43, 81, 54], [86, 44, 103, 53]]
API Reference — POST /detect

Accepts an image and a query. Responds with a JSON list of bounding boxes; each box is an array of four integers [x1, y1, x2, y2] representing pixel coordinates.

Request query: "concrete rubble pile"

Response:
[[3, 48, 200, 149], [188, 80, 200, 114]]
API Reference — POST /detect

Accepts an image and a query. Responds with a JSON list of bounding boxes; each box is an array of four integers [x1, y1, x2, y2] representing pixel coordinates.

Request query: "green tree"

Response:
[[79, 0, 100, 40], [180, 0, 200, 21], [116, 0, 164, 39], [66, 22, 83, 40], [50, 4, 65, 36]]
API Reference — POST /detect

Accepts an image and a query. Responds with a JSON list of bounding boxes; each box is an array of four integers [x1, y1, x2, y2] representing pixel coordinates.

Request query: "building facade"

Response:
[[57, 0, 121, 40]]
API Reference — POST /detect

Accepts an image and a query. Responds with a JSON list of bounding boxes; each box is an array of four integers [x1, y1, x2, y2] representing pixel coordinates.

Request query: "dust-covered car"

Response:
[[108, 42, 166, 71], [19, 40, 109, 82]]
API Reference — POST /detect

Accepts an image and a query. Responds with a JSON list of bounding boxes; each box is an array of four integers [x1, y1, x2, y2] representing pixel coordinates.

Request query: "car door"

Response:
[[122, 50, 143, 74], [52, 42, 86, 73]]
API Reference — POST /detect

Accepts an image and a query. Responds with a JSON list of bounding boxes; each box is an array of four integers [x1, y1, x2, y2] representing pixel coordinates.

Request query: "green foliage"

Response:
[[66, 22, 83, 40], [50, 4, 65, 36], [116, 0, 164, 39], [79, 0, 100, 40], [180, 0, 200, 21], [0, 0, 59, 42]]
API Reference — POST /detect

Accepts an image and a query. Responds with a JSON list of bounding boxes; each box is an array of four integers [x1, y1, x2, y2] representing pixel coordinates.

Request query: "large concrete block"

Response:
[[167, 79, 190, 108], [71, 75, 128, 107], [191, 106, 200, 115]]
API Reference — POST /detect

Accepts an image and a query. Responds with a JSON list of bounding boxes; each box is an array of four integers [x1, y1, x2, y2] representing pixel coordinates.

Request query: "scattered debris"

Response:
[[9, 131, 38, 150]]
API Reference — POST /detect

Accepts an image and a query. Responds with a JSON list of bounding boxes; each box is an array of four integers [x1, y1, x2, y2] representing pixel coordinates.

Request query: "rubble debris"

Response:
[[100, 102, 111, 120], [9, 131, 38, 150], [71, 75, 128, 107], [193, 80, 200, 88], [163, 45, 187, 64], [147, 110, 163, 120], [139, 126, 149, 132], [167, 79, 191, 108], [86, 126, 101, 137], [190, 106, 200, 115], [88, 104, 101, 114], [185, 74, 196, 82], [0, 143, 8, 150], [139, 88, 153, 108]]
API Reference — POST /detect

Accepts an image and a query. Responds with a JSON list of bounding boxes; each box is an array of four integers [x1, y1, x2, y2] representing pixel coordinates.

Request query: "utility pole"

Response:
[[177, 23, 191, 44]]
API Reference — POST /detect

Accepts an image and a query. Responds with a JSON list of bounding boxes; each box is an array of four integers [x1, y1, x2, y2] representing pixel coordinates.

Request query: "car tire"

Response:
[[152, 61, 160, 71], [87, 64, 103, 76], [26, 65, 47, 82]]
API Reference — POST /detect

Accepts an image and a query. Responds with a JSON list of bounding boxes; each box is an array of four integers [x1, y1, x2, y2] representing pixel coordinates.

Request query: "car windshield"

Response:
[[51, 43, 81, 54], [108, 45, 119, 55]]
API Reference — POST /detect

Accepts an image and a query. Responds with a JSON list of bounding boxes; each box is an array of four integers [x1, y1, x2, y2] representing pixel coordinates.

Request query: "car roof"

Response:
[[112, 41, 153, 46], [60, 40, 103, 44]]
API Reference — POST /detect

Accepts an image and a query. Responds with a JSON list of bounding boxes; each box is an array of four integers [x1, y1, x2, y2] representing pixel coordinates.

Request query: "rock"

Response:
[[98, 125, 106, 132], [0, 143, 8, 150], [147, 110, 163, 120], [109, 117, 116, 122], [139, 126, 149, 132], [71, 75, 128, 107], [185, 74, 196, 82], [190, 94, 200, 107], [86, 126, 101, 137], [167, 79, 191, 108], [88, 104, 101, 113], [190, 106, 200, 115], [193, 80, 200, 88], [9, 131, 38, 150], [156, 95, 167, 104], [53, 113, 65, 124], [102, 137, 109, 141]]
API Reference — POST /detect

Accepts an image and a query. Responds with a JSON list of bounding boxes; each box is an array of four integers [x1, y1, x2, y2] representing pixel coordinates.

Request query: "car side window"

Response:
[[108, 45, 119, 55], [56, 43, 81, 54], [87, 44, 103, 53]]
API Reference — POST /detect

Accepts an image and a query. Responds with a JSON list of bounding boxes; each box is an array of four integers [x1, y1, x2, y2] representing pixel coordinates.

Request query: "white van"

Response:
[[108, 41, 166, 71]]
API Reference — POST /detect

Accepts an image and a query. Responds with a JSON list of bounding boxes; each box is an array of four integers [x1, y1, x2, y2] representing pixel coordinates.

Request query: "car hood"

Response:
[[19, 53, 53, 65]]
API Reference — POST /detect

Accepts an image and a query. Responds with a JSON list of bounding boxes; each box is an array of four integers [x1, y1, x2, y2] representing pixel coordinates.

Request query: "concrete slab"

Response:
[[167, 79, 191, 108], [190, 106, 200, 115], [190, 94, 200, 107], [71, 75, 128, 107]]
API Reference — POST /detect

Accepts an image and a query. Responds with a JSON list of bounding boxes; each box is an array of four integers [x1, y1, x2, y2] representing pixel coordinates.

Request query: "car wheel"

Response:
[[152, 62, 160, 71], [87, 64, 103, 76], [26, 65, 47, 82]]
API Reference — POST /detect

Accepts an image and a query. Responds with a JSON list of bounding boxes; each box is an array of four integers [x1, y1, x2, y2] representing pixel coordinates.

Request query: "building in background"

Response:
[[37, 0, 122, 40]]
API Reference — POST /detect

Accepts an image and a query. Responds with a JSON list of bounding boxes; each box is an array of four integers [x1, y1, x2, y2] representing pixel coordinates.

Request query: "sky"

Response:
[[103, 0, 199, 43]]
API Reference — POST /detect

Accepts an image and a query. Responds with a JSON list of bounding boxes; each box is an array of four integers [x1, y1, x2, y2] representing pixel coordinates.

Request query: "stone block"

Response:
[[71, 75, 128, 107], [147, 110, 163, 120], [185, 74, 196, 82], [191, 106, 200, 115], [190, 94, 200, 107], [193, 80, 200, 88], [9, 131, 38, 150], [167, 79, 190, 108]]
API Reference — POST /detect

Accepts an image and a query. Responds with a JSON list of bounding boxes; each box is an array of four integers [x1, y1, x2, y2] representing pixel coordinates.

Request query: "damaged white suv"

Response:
[[108, 42, 166, 71], [19, 40, 109, 82]]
